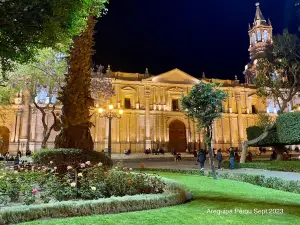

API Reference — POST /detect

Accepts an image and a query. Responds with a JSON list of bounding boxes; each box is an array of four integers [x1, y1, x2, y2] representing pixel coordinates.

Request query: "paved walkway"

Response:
[[120, 159, 300, 181]]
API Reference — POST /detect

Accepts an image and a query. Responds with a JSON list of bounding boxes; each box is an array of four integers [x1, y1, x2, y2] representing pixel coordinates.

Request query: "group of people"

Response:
[[145, 148, 165, 155], [195, 149, 224, 170], [0, 150, 32, 162], [193, 147, 241, 170]]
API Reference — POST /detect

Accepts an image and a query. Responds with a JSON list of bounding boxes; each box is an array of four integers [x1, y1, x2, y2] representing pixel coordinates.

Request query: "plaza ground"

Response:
[[21, 171, 300, 225]]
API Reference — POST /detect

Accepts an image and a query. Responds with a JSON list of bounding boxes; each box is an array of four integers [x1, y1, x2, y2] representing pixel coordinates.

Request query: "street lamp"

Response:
[[97, 104, 123, 157]]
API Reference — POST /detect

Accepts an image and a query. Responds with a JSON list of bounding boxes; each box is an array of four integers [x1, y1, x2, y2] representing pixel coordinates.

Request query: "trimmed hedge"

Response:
[[219, 172, 300, 194], [33, 149, 113, 171], [277, 111, 300, 144], [138, 168, 300, 195], [0, 177, 188, 225], [223, 160, 300, 172], [246, 112, 300, 147], [246, 126, 279, 147], [135, 168, 203, 175]]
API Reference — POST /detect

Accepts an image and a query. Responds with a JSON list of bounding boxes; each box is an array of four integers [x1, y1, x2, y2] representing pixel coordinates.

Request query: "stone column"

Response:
[[136, 114, 139, 143], [163, 115, 167, 143], [10, 111, 17, 142], [19, 89, 30, 153], [30, 108, 37, 141], [145, 87, 151, 149], [236, 95, 244, 147], [15, 111, 21, 144], [29, 108, 37, 152]]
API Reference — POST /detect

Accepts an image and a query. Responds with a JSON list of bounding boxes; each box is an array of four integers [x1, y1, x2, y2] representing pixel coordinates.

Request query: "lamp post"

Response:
[[97, 104, 123, 157]]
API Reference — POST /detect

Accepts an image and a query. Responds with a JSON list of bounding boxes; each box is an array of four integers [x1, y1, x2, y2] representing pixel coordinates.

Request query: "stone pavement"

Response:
[[119, 159, 300, 181]]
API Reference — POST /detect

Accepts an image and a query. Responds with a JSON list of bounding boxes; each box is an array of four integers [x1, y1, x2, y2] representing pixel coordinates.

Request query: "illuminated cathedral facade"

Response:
[[0, 3, 299, 155]]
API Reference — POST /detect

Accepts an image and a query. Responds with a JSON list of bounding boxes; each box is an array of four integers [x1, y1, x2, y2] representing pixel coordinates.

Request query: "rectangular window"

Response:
[[172, 99, 179, 111], [125, 98, 131, 109]]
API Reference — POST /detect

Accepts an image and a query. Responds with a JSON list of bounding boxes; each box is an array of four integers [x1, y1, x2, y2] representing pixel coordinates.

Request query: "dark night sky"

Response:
[[94, 0, 291, 80]]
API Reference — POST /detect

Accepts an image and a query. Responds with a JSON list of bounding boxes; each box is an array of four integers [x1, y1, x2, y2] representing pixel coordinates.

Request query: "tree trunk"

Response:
[[274, 145, 285, 161], [206, 126, 217, 180], [55, 13, 96, 151], [240, 128, 271, 163]]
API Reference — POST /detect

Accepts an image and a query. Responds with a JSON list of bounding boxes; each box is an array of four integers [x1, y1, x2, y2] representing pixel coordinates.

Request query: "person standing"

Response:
[[198, 149, 206, 170], [193, 149, 198, 165], [229, 148, 235, 169], [216, 150, 223, 169]]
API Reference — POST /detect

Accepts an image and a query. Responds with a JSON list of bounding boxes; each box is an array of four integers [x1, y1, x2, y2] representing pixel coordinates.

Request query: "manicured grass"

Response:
[[21, 172, 300, 225], [227, 160, 300, 172]]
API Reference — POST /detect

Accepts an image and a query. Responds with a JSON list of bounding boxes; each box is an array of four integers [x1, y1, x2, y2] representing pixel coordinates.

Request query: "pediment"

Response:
[[145, 68, 200, 84], [167, 87, 184, 93], [121, 86, 136, 92]]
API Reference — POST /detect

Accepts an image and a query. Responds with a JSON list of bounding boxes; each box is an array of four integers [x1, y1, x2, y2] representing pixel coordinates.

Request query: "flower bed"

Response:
[[0, 177, 188, 225], [0, 162, 189, 224]]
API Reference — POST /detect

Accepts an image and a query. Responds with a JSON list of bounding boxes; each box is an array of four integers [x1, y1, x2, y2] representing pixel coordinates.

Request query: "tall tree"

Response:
[[1, 48, 67, 148], [181, 82, 227, 179], [0, 0, 107, 83], [55, 1, 108, 151], [241, 30, 300, 162]]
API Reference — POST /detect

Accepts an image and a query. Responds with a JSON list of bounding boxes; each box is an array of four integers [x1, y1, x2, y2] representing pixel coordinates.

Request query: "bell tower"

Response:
[[244, 3, 273, 84]]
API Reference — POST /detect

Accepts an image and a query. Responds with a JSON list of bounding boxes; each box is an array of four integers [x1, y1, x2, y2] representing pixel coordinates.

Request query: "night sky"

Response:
[[94, 0, 292, 81]]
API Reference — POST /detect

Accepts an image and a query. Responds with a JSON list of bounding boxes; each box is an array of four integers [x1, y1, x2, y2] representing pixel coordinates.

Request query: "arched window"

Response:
[[251, 33, 256, 46], [257, 30, 262, 41], [264, 30, 269, 42]]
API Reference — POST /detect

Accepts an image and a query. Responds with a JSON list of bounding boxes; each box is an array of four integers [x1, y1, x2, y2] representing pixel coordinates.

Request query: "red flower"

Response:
[[32, 188, 38, 195], [140, 163, 145, 168]]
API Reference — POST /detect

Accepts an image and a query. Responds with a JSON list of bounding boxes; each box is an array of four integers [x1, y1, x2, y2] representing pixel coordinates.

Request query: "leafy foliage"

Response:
[[181, 82, 227, 129], [277, 111, 300, 144], [257, 112, 275, 131], [247, 111, 300, 147], [33, 148, 113, 172], [0, 0, 108, 79], [0, 48, 67, 105], [181, 82, 227, 179], [246, 126, 279, 147], [55, 14, 97, 150], [255, 30, 300, 114]]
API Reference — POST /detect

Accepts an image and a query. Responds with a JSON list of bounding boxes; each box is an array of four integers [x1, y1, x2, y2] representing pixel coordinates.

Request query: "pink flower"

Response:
[[32, 188, 38, 194], [49, 161, 53, 164], [123, 167, 127, 171], [53, 167, 57, 170], [80, 163, 85, 168], [129, 168, 133, 171], [85, 161, 91, 166], [104, 171, 108, 176], [67, 166, 72, 170]]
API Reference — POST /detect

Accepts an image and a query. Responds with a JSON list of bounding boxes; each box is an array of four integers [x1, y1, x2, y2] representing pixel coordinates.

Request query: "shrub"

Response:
[[246, 126, 279, 147], [105, 167, 165, 197], [218, 172, 300, 194], [33, 148, 113, 173], [0, 178, 187, 225], [227, 161, 300, 172], [277, 111, 300, 144]]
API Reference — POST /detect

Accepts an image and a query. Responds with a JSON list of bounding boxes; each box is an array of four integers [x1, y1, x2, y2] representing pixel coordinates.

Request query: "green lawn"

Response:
[[21, 172, 300, 225]]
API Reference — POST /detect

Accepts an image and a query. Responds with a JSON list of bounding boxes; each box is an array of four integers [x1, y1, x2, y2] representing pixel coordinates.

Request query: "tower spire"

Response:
[[254, 2, 267, 25]]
